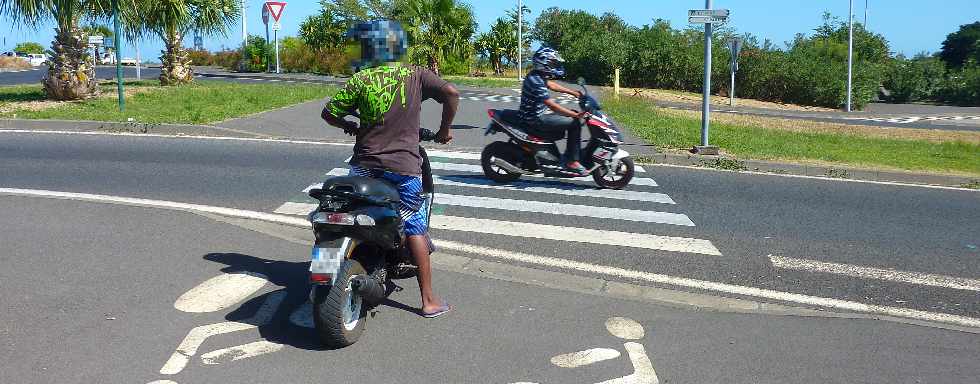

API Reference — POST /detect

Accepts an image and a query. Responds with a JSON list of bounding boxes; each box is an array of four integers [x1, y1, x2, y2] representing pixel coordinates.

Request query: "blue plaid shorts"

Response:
[[349, 165, 430, 236]]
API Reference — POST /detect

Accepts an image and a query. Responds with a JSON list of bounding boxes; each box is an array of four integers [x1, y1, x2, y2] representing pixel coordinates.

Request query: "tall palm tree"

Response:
[[0, 0, 113, 100], [394, 0, 475, 75], [130, 0, 239, 85]]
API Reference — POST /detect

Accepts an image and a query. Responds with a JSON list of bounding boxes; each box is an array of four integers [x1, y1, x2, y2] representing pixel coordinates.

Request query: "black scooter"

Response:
[[306, 129, 437, 348]]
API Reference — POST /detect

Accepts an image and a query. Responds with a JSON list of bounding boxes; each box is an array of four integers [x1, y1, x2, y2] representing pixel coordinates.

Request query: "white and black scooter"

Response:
[[481, 78, 635, 189]]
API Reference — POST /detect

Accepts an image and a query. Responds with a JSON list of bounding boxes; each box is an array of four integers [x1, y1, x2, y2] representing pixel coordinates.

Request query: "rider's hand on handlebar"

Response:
[[341, 120, 358, 136], [435, 128, 453, 144]]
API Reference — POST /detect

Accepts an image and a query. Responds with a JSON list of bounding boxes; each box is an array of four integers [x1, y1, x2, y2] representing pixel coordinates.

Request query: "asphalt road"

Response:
[[2, 132, 977, 321], [0, 66, 162, 85], [3, 195, 978, 384]]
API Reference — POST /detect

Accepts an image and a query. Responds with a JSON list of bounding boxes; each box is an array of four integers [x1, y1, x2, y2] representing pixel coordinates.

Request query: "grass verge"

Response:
[[604, 94, 980, 176], [444, 75, 520, 89], [0, 80, 336, 125]]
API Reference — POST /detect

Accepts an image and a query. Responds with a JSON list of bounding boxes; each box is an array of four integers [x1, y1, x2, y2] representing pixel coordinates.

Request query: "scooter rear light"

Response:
[[311, 212, 356, 225], [527, 135, 544, 142], [487, 110, 494, 118], [310, 273, 333, 283]]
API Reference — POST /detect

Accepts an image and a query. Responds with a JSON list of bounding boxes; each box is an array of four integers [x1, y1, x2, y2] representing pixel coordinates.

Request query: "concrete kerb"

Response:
[[0, 118, 270, 139]]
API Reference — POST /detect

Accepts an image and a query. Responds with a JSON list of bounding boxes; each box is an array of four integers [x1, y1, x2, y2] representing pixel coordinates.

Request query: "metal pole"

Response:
[[517, 0, 522, 80], [847, 0, 854, 112], [240, 0, 247, 71], [135, 38, 141, 80], [265, 20, 271, 72], [700, 0, 713, 148], [864, 0, 869, 27], [275, 29, 280, 73], [112, 0, 124, 111], [730, 62, 735, 107]]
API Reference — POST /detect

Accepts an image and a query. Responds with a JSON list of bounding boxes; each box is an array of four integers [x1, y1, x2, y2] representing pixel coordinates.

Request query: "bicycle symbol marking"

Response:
[[512, 317, 660, 384]]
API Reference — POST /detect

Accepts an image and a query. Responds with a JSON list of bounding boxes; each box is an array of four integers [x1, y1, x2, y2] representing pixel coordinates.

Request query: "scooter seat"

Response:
[[490, 109, 566, 142], [310, 175, 400, 204]]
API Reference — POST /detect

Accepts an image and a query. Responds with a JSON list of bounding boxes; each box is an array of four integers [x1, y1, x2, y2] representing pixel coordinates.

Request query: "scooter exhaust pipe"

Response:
[[491, 158, 526, 174], [350, 275, 386, 305]]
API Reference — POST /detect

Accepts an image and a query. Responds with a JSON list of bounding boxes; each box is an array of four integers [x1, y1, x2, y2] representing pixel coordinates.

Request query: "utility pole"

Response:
[[517, 0, 523, 81], [135, 38, 141, 81], [240, 0, 248, 72], [847, 0, 854, 112], [112, 0, 124, 111], [864, 0, 869, 27]]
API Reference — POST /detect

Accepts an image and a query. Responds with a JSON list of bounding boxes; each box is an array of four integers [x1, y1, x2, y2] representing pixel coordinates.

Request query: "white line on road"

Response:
[[770, 255, 980, 292], [173, 272, 269, 313], [276, 194, 694, 226], [4, 188, 977, 329], [550, 348, 621, 368], [429, 161, 659, 186], [434, 240, 980, 329], [271, 204, 716, 254], [318, 169, 673, 203], [200, 340, 285, 365]]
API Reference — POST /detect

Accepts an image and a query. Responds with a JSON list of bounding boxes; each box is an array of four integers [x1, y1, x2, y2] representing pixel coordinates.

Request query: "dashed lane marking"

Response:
[[770, 255, 980, 292]]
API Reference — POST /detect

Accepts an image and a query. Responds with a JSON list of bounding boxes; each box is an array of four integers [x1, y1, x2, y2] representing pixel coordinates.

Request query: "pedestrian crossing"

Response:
[[843, 115, 980, 124], [272, 152, 721, 257], [459, 92, 578, 105]]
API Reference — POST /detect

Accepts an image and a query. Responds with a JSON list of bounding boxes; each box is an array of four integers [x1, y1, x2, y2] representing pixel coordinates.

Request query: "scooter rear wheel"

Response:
[[313, 260, 367, 348], [481, 141, 525, 183]]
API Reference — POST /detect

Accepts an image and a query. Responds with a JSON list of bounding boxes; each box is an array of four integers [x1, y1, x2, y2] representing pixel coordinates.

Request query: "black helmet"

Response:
[[346, 20, 408, 68], [532, 47, 566, 79]]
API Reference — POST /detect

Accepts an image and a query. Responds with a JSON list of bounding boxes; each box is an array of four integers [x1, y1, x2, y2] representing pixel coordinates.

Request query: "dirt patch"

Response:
[[604, 86, 835, 112], [660, 107, 980, 145], [0, 57, 32, 70], [0, 83, 160, 114]]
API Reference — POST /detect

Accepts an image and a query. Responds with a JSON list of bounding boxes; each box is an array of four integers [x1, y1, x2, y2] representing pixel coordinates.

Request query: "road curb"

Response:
[[638, 151, 979, 189], [0, 118, 269, 139]]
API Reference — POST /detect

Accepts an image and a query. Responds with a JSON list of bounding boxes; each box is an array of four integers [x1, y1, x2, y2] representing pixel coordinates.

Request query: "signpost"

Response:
[[729, 38, 742, 107], [688, 2, 729, 155], [262, 5, 271, 72], [265, 2, 286, 74], [88, 35, 104, 46], [112, 0, 123, 112]]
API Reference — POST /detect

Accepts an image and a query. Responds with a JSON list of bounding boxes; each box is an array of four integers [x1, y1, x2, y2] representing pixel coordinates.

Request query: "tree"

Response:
[[475, 18, 516, 75], [940, 21, 980, 69], [13, 41, 44, 54], [393, 0, 476, 75], [130, 0, 240, 85], [299, 7, 347, 52], [0, 0, 113, 100]]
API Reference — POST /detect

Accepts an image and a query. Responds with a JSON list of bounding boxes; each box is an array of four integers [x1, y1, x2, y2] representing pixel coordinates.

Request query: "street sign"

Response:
[[262, 4, 270, 25], [88, 35, 104, 45], [729, 38, 742, 72], [272, 21, 281, 31], [688, 9, 729, 24], [265, 2, 286, 22]]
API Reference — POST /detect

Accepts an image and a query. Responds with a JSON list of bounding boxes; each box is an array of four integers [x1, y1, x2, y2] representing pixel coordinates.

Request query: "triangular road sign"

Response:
[[265, 2, 286, 23]]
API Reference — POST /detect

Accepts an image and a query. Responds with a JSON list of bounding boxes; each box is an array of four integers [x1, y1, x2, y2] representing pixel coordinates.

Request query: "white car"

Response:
[[26, 53, 47, 66], [120, 57, 138, 66]]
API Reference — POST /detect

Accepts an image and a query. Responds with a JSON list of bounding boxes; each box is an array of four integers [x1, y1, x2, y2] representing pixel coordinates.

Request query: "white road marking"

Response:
[[200, 340, 285, 365], [770, 255, 980, 292], [5, 188, 977, 329], [277, 194, 692, 225], [272, 204, 717, 255], [434, 240, 980, 329], [436, 194, 694, 226], [147, 381, 178, 384], [318, 169, 673, 203], [605, 317, 645, 340], [2, 129, 973, 192], [159, 291, 285, 375], [173, 272, 268, 313], [551, 348, 621, 368], [429, 161, 659, 186], [604, 342, 659, 384]]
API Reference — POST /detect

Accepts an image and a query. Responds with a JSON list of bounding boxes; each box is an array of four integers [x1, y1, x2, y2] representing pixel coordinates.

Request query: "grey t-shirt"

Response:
[[326, 63, 448, 176]]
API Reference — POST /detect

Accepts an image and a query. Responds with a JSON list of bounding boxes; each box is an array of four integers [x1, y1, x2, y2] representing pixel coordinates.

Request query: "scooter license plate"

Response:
[[309, 237, 353, 276]]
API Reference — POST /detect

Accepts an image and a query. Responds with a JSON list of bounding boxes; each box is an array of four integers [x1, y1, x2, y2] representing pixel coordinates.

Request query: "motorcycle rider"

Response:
[[320, 20, 459, 318], [519, 47, 587, 176]]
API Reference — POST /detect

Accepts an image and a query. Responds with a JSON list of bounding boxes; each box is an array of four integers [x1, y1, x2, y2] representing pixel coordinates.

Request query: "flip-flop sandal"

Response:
[[421, 303, 453, 318]]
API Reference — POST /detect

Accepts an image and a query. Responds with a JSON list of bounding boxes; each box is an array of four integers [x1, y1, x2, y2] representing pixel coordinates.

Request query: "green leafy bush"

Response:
[[881, 56, 946, 103]]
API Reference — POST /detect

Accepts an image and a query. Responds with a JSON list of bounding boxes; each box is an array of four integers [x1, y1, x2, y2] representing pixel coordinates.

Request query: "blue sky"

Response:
[[1, 1, 976, 59]]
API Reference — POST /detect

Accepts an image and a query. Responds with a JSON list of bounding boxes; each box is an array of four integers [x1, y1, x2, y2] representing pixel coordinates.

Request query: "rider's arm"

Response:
[[321, 80, 359, 134], [420, 70, 460, 144], [546, 80, 583, 98], [545, 98, 585, 119]]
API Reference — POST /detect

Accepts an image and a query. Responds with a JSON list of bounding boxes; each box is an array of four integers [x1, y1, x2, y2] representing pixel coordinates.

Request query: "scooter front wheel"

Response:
[[593, 157, 635, 189], [312, 260, 367, 348]]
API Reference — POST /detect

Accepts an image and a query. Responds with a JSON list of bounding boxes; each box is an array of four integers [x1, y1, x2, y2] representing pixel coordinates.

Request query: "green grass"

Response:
[[443, 75, 520, 89], [605, 95, 980, 176], [0, 80, 336, 125]]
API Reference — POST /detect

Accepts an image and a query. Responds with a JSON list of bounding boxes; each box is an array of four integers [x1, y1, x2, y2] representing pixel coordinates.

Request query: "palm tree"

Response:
[[130, 0, 239, 85], [0, 0, 113, 100], [475, 18, 516, 75], [394, 0, 475, 75]]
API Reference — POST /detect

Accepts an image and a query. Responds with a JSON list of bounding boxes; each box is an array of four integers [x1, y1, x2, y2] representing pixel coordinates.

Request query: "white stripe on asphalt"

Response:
[[349, 150, 646, 172], [201, 340, 285, 365], [430, 161, 659, 186], [434, 240, 980, 329], [770, 255, 980, 292], [276, 194, 693, 226], [318, 169, 674, 203], [273, 202, 715, 254], [3, 188, 977, 329], [173, 272, 268, 313]]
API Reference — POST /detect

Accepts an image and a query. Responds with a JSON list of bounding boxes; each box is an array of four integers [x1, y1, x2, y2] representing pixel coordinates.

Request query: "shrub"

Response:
[[881, 56, 946, 103], [13, 42, 45, 55], [938, 63, 980, 106]]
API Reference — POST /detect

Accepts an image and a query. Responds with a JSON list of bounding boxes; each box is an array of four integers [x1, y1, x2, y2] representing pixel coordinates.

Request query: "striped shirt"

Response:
[[518, 71, 551, 123]]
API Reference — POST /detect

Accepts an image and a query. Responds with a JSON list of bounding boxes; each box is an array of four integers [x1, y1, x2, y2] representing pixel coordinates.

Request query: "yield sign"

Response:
[[265, 2, 286, 23]]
